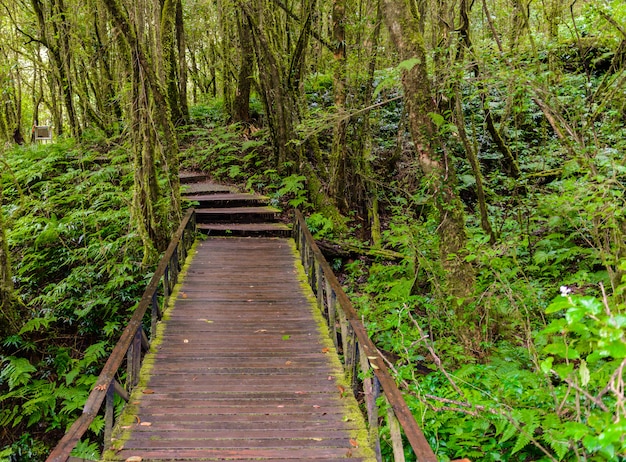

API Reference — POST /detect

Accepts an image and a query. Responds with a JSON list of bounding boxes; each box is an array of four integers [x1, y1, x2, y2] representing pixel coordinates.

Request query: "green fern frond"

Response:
[[18, 315, 58, 335], [511, 409, 540, 454], [543, 430, 570, 460], [88, 415, 105, 435], [0, 356, 36, 390]]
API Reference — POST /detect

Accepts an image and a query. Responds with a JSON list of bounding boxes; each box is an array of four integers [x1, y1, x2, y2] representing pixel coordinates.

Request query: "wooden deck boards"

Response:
[[105, 237, 372, 461]]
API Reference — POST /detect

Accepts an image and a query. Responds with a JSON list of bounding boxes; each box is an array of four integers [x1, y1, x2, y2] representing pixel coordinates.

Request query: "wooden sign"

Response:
[[34, 125, 52, 142]]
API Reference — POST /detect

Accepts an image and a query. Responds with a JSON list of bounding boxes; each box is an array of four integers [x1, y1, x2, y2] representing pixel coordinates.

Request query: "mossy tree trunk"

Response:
[[329, 0, 348, 211], [233, 10, 254, 124], [31, 0, 81, 138], [352, 0, 383, 245], [161, 0, 189, 126], [103, 0, 182, 263], [0, 173, 20, 338], [241, 0, 309, 167], [380, 0, 475, 301]]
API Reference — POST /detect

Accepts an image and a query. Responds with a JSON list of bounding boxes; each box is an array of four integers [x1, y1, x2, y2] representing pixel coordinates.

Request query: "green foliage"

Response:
[[0, 448, 12, 462], [188, 100, 228, 125], [306, 212, 334, 239], [180, 119, 270, 189], [1, 434, 47, 462], [275, 174, 309, 209], [1, 140, 144, 455], [0, 357, 36, 390], [69, 439, 100, 460]]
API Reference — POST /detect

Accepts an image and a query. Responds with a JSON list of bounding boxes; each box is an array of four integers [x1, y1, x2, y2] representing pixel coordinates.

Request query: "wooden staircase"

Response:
[[181, 172, 291, 237]]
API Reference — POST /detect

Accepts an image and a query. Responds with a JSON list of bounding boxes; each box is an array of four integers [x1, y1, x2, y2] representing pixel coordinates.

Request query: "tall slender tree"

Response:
[[103, 0, 182, 262], [380, 0, 475, 302], [0, 159, 20, 338]]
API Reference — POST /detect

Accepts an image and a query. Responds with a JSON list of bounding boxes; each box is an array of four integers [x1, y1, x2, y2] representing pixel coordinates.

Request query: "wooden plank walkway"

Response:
[[104, 237, 373, 461]]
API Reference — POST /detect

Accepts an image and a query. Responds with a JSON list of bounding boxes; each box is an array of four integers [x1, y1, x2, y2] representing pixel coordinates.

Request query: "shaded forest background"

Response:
[[1, 0, 626, 460]]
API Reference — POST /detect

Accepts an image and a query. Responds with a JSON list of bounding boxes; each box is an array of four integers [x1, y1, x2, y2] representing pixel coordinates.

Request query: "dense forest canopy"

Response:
[[1, 0, 626, 460]]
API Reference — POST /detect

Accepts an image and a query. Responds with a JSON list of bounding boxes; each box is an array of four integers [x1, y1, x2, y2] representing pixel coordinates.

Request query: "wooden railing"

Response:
[[46, 209, 197, 462], [293, 210, 437, 462]]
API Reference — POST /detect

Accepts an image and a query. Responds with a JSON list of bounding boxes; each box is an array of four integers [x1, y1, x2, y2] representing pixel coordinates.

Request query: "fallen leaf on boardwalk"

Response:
[[142, 389, 155, 394], [181, 293, 187, 299], [254, 329, 267, 333], [337, 385, 346, 395], [139, 422, 152, 426], [277, 405, 285, 408], [134, 416, 141, 424], [285, 361, 293, 365], [94, 384, 107, 391], [346, 449, 353, 458], [327, 376, 334, 381], [312, 438, 323, 441], [349, 438, 359, 448], [313, 405, 321, 408], [247, 299, 253, 302], [132, 401, 140, 405], [183, 339, 189, 343], [294, 391, 306, 394], [125, 457, 142, 462], [205, 320, 213, 323], [282, 334, 291, 340]]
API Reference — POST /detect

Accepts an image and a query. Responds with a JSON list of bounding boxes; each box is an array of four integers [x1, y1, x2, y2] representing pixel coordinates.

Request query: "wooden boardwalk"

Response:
[[105, 237, 373, 461]]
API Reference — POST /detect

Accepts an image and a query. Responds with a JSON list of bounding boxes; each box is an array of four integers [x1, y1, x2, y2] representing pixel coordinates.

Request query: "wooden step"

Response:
[[183, 193, 270, 208], [195, 206, 280, 223], [179, 171, 211, 184], [197, 222, 291, 237], [182, 182, 237, 195]]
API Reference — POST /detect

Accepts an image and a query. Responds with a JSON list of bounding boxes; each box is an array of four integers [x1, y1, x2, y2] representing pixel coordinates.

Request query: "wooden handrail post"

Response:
[[360, 347, 382, 462], [127, 327, 142, 389], [292, 209, 438, 462], [387, 397, 406, 462], [103, 382, 115, 449], [164, 266, 170, 299], [151, 290, 160, 341]]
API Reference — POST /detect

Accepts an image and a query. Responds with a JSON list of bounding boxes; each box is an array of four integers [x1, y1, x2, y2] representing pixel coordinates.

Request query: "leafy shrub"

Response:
[[1, 140, 144, 455]]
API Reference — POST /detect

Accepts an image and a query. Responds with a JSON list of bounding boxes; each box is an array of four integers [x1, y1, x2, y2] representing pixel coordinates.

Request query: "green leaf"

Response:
[[599, 341, 626, 359], [544, 342, 580, 359], [428, 112, 445, 128], [511, 410, 539, 454], [577, 296, 603, 316], [397, 58, 420, 71], [546, 297, 572, 314], [0, 357, 37, 390], [540, 357, 554, 374], [578, 360, 590, 386]]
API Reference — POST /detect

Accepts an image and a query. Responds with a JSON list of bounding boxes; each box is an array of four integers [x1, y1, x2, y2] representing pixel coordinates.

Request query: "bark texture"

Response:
[[380, 0, 475, 300]]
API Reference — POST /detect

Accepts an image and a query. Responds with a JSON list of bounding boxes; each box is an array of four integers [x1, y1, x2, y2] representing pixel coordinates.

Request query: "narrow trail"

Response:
[[104, 174, 373, 461]]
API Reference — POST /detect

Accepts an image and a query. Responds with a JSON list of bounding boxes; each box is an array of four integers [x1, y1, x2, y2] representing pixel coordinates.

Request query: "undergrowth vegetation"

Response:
[[1, 139, 142, 459], [334, 71, 626, 461], [176, 70, 626, 460], [2, 51, 626, 461], [178, 34, 626, 460]]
